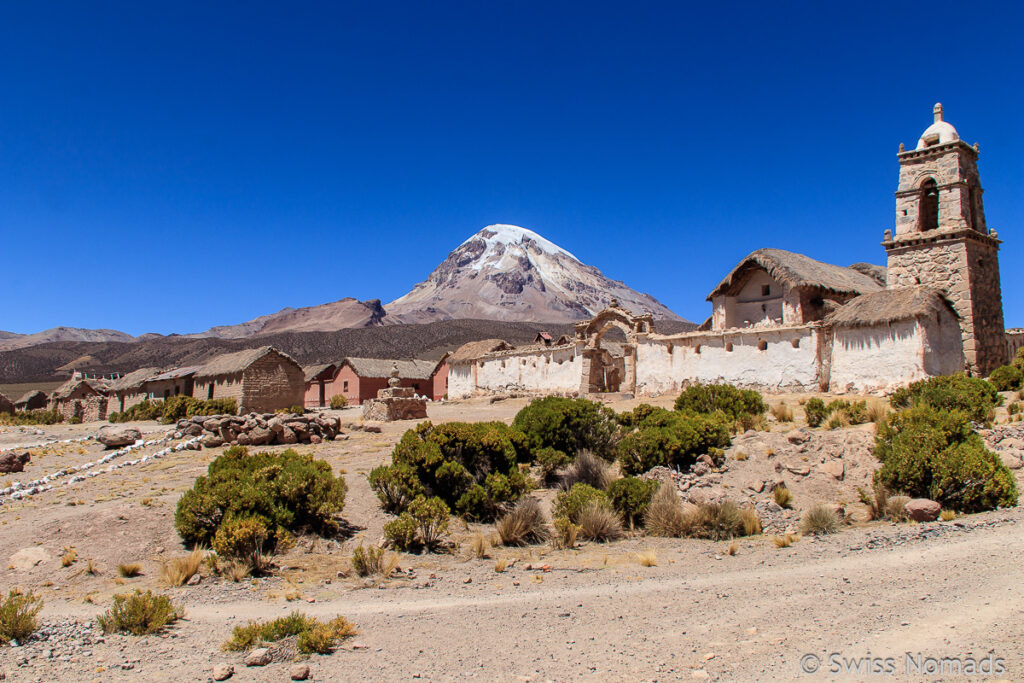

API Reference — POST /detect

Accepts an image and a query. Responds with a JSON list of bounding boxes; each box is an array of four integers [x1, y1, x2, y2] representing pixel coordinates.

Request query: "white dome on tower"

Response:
[[915, 103, 959, 150]]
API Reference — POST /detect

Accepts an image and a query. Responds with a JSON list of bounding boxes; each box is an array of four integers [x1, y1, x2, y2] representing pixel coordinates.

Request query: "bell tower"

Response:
[[883, 103, 1006, 375]]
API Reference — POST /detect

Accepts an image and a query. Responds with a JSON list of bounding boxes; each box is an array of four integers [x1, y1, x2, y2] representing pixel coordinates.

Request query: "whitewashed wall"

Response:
[[635, 326, 821, 394], [449, 346, 582, 398], [830, 319, 938, 393]]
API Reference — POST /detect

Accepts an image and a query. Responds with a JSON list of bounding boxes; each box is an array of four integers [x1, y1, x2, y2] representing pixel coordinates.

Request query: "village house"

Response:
[[143, 367, 200, 401], [49, 378, 109, 422], [305, 357, 449, 407], [0, 393, 15, 415], [191, 346, 305, 414], [15, 390, 48, 412], [448, 104, 1010, 398], [106, 367, 162, 414]]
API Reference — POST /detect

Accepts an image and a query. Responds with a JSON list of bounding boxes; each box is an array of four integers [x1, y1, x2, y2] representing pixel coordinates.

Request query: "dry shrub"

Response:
[[83, 559, 99, 576], [222, 560, 252, 583], [773, 533, 799, 548], [493, 557, 508, 573], [0, 590, 43, 642], [224, 611, 356, 654], [470, 534, 489, 559], [495, 498, 549, 546], [118, 563, 143, 578], [726, 540, 738, 556], [773, 485, 793, 509], [885, 495, 910, 522], [98, 590, 183, 635], [577, 502, 624, 542], [351, 545, 399, 578], [737, 413, 768, 432], [940, 509, 956, 522], [679, 501, 745, 541], [770, 403, 794, 423], [551, 517, 580, 549], [858, 483, 890, 521], [561, 450, 613, 491], [60, 548, 77, 568], [636, 550, 657, 567], [866, 402, 889, 425], [739, 508, 762, 536], [160, 548, 205, 587], [800, 504, 839, 535], [644, 484, 688, 537], [734, 451, 749, 461]]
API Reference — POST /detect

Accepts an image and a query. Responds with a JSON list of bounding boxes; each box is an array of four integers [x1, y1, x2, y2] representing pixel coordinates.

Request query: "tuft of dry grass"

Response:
[[678, 501, 747, 541], [577, 502, 624, 542], [493, 557, 508, 573], [83, 559, 99, 576], [60, 548, 77, 568], [770, 403, 794, 423], [221, 560, 252, 583], [118, 563, 143, 578], [866, 402, 889, 425], [561, 450, 613, 491], [160, 548, 204, 587], [885, 495, 910, 522], [636, 549, 657, 567], [727, 539, 739, 555], [551, 518, 580, 550], [644, 484, 688, 537], [351, 545, 400, 578], [772, 533, 799, 548], [470, 534, 489, 559], [496, 498, 550, 546], [939, 509, 956, 522], [739, 508, 762, 536], [773, 485, 793, 509], [734, 451, 749, 462], [800, 504, 839, 535], [858, 483, 890, 521]]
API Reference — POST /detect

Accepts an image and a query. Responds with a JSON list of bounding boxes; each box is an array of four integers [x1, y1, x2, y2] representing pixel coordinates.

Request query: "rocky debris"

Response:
[[0, 452, 30, 473], [243, 647, 272, 667], [178, 413, 343, 448], [786, 428, 811, 444], [982, 425, 1024, 470], [8, 619, 114, 667], [819, 460, 845, 480], [96, 425, 141, 448], [9, 547, 50, 570], [905, 498, 941, 522], [290, 663, 311, 680], [213, 664, 234, 680]]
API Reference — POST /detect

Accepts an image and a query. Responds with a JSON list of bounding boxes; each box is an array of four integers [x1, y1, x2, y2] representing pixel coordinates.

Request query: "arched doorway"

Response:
[[574, 303, 653, 395]]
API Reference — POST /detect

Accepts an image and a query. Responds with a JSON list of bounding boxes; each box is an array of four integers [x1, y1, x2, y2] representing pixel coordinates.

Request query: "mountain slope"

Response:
[[0, 327, 136, 352], [188, 298, 386, 339], [386, 225, 687, 324]]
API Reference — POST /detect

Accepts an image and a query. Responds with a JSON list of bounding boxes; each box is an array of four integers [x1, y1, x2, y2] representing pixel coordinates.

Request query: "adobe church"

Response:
[[449, 105, 1019, 398]]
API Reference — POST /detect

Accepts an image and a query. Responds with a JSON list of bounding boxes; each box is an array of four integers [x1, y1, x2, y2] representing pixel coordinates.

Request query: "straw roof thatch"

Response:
[[448, 339, 513, 365], [15, 390, 47, 408], [194, 347, 298, 379], [303, 363, 337, 382], [108, 367, 162, 392], [150, 366, 201, 382], [826, 286, 955, 328], [847, 262, 887, 287], [707, 248, 883, 300], [341, 358, 441, 380], [51, 378, 106, 401]]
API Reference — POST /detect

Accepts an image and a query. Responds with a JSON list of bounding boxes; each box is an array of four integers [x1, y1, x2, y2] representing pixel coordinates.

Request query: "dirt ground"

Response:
[[1, 394, 1022, 682]]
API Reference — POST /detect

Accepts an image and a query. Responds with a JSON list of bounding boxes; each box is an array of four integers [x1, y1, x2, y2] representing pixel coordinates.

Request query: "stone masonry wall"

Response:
[[241, 354, 305, 414]]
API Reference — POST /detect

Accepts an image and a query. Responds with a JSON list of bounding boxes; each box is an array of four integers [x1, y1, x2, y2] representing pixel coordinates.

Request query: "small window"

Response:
[[694, 344, 701, 354], [343, 381, 349, 392], [726, 343, 734, 352], [761, 285, 771, 297], [791, 338, 800, 349], [757, 340, 767, 351], [207, 384, 214, 400]]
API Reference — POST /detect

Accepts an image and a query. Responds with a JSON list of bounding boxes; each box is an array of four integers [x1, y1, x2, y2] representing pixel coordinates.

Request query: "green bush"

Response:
[[370, 421, 529, 521], [109, 400, 165, 423], [512, 396, 620, 462], [174, 446, 347, 552], [606, 477, 658, 529], [224, 611, 356, 654], [383, 514, 419, 551], [873, 405, 1017, 512], [674, 383, 766, 421], [382, 496, 450, 551], [0, 409, 63, 426], [1013, 348, 1024, 371], [989, 364, 1023, 391], [329, 394, 348, 409], [804, 398, 828, 427], [534, 446, 571, 481], [553, 483, 610, 523], [212, 515, 272, 569], [159, 395, 237, 423], [616, 405, 731, 475], [98, 590, 183, 635], [0, 590, 43, 642], [889, 374, 1002, 423]]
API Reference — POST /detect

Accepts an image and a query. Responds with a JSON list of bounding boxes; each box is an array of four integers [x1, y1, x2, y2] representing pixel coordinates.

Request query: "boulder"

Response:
[[0, 452, 30, 474], [212, 664, 234, 681], [243, 648, 272, 667], [278, 427, 298, 445], [248, 427, 272, 446], [268, 417, 286, 434], [1000, 453, 1022, 470], [290, 664, 311, 681], [786, 428, 811, 444], [819, 460, 845, 480], [9, 547, 50, 570], [785, 463, 811, 477], [97, 425, 141, 449], [203, 418, 224, 432], [905, 498, 941, 522], [202, 434, 225, 448], [235, 432, 252, 446]]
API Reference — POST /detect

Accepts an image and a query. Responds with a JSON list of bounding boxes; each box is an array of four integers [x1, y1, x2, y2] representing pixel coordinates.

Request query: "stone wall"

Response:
[[1007, 329, 1024, 363], [448, 344, 581, 399], [240, 354, 305, 414], [193, 374, 244, 409]]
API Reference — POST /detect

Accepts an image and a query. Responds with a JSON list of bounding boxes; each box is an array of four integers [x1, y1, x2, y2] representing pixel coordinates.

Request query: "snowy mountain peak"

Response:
[[385, 224, 688, 325]]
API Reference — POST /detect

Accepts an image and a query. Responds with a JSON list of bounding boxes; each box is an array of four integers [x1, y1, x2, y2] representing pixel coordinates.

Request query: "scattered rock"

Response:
[[786, 429, 811, 444], [785, 463, 810, 477], [1000, 453, 1022, 469], [290, 664, 310, 680], [97, 425, 141, 449], [186, 573, 201, 586], [905, 498, 941, 522], [243, 648, 272, 667], [212, 664, 234, 680], [819, 460, 845, 480]]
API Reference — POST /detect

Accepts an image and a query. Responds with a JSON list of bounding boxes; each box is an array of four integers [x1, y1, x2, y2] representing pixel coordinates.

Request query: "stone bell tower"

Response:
[[883, 103, 1006, 375]]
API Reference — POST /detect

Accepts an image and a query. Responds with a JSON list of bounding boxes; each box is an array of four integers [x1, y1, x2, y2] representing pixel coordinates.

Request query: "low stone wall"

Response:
[[449, 344, 582, 399], [174, 412, 344, 448]]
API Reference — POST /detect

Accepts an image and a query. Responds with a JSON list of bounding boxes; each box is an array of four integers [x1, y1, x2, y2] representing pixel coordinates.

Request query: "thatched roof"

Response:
[[826, 286, 955, 328], [707, 248, 883, 300], [150, 366, 201, 382], [51, 378, 106, 400], [847, 262, 887, 286], [304, 363, 337, 382], [108, 367, 162, 392], [341, 357, 441, 380], [195, 347, 297, 379], [448, 339, 513, 364], [15, 390, 47, 407]]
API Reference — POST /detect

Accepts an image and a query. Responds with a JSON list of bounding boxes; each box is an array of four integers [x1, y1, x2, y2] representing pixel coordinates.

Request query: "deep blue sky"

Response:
[[2, 1, 1022, 335]]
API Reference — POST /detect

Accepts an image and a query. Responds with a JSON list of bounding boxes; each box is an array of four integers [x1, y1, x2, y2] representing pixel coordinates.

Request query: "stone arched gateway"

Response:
[[574, 300, 653, 395]]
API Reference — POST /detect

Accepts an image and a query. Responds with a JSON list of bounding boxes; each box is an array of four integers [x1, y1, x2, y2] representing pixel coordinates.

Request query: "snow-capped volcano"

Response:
[[385, 224, 687, 324]]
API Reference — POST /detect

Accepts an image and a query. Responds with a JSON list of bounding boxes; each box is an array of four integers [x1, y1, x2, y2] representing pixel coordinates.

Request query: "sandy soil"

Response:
[[1, 395, 1022, 682]]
